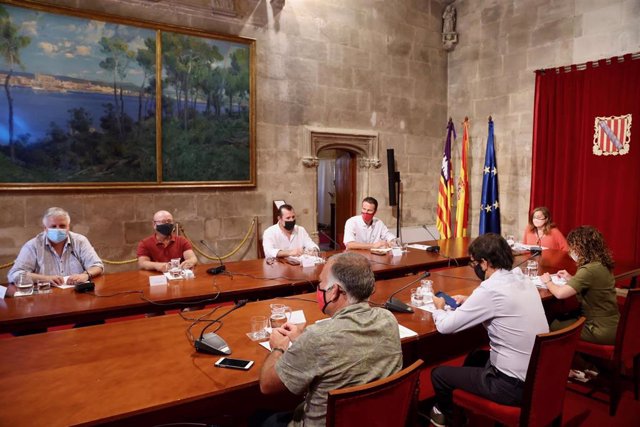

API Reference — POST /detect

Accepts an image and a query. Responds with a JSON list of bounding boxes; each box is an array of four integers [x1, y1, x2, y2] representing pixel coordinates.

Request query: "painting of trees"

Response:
[[0, 2, 254, 188], [0, 5, 30, 162]]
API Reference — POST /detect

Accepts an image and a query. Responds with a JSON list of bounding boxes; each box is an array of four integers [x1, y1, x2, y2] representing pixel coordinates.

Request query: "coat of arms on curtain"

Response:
[[593, 114, 632, 156]]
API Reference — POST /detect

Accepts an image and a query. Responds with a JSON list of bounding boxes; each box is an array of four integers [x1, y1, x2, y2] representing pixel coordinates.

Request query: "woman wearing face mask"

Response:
[[540, 226, 619, 344], [522, 206, 568, 250]]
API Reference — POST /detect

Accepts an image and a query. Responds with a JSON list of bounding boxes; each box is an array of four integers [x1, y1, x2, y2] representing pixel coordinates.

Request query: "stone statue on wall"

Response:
[[442, 3, 458, 52]]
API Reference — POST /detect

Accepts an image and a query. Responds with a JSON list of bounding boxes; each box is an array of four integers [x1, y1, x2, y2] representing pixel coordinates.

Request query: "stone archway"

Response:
[[301, 126, 382, 239]]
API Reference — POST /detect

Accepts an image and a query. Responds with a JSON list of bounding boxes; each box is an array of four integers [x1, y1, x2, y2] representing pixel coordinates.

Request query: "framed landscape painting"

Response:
[[0, 0, 255, 189]]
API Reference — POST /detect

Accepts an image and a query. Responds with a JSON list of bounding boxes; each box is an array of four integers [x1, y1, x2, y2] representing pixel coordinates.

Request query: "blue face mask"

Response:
[[47, 228, 68, 243]]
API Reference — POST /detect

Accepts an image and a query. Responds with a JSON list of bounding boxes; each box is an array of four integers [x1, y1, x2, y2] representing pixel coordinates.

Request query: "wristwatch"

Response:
[[272, 347, 285, 354]]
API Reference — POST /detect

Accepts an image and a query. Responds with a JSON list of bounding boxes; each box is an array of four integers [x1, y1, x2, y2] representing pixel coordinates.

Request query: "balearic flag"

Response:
[[479, 117, 501, 235], [454, 118, 470, 237], [436, 119, 455, 239]]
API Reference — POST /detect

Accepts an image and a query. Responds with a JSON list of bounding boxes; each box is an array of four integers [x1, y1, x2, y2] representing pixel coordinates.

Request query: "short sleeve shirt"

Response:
[[136, 235, 193, 263], [275, 303, 403, 427], [567, 262, 619, 344]]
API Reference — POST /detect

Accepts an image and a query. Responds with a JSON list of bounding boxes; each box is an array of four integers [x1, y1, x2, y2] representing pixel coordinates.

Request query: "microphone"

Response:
[[200, 240, 226, 275], [318, 229, 343, 251], [384, 271, 430, 313], [421, 225, 441, 253], [421, 225, 459, 266], [195, 299, 248, 355]]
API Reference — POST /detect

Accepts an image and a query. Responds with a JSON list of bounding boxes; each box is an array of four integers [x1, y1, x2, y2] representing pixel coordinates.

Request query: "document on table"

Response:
[[52, 276, 75, 289], [530, 274, 567, 289]]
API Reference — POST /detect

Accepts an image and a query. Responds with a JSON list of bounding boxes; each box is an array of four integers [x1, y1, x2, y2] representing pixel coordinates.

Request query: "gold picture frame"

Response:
[[0, 0, 256, 190]]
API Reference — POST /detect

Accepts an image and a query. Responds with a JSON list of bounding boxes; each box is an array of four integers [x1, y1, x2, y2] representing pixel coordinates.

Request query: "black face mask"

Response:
[[283, 220, 296, 231], [155, 223, 174, 236], [473, 263, 486, 281]]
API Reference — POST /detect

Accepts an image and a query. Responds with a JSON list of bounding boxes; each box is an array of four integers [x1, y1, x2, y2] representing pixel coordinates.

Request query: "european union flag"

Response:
[[479, 118, 501, 235]]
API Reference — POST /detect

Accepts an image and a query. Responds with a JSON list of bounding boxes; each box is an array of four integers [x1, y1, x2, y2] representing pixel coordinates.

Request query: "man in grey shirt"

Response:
[[259, 252, 403, 427], [8, 207, 103, 285]]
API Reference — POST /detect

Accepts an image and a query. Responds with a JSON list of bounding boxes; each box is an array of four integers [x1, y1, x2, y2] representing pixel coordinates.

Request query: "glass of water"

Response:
[[526, 260, 539, 277], [15, 273, 34, 297], [169, 258, 182, 278], [410, 288, 424, 307], [505, 234, 516, 247], [37, 280, 52, 294], [420, 279, 434, 303]]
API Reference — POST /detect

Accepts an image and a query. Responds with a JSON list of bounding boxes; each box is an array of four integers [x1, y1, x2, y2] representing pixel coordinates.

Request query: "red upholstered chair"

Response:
[[576, 288, 640, 416], [326, 359, 423, 427], [453, 318, 585, 427]]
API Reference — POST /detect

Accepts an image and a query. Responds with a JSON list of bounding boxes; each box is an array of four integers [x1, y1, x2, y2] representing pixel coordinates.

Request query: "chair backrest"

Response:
[[520, 317, 585, 426], [326, 359, 424, 427], [615, 289, 640, 363]]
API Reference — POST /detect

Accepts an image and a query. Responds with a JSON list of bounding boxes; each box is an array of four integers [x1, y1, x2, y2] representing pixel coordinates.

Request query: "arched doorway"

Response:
[[301, 126, 382, 246], [316, 149, 357, 249]]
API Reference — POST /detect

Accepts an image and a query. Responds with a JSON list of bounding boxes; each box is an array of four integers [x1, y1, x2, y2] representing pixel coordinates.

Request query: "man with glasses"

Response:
[[137, 210, 198, 272], [343, 196, 396, 250], [257, 252, 402, 426], [429, 233, 549, 427]]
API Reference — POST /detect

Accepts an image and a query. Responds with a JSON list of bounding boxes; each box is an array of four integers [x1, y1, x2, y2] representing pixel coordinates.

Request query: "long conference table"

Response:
[[0, 247, 582, 426], [0, 238, 472, 334]]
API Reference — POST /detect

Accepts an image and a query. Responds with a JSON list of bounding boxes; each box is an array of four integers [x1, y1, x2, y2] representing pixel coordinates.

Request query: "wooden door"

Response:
[[334, 150, 357, 247]]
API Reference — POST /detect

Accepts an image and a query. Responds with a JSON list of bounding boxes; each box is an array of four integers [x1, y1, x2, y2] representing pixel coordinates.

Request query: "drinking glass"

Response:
[[419, 279, 434, 303], [269, 303, 292, 328], [169, 258, 182, 278], [526, 260, 539, 278], [410, 288, 424, 307], [37, 280, 52, 294], [249, 315, 269, 341], [15, 273, 34, 297]]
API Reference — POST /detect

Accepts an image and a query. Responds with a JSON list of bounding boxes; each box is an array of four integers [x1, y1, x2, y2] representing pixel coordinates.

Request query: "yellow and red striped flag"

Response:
[[436, 119, 455, 239], [455, 118, 470, 237]]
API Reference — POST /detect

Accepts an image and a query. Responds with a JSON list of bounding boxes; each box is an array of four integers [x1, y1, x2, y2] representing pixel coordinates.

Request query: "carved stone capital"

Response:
[[302, 157, 319, 168], [360, 157, 382, 169]]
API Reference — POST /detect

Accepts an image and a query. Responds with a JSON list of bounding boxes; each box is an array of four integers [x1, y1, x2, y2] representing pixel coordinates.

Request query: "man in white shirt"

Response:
[[343, 197, 395, 250], [429, 233, 549, 427], [262, 204, 319, 259]]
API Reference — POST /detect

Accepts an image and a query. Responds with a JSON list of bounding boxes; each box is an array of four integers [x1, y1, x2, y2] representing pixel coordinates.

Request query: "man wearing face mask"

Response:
[[428, 233, 549, 427], [262, 204, 319, 259], [8, 207, 104, 286], [343, 197, 396, 250], [258, 252, 402, 426], [137, 210, 198, 272]]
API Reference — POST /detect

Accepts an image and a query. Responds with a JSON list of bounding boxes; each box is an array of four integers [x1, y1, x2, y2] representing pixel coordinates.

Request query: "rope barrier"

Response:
[[0, 218, 257, 270], [180, 218, 256, 260]]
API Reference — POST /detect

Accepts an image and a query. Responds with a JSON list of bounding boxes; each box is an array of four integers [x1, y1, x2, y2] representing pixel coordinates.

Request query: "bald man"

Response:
[[137, 210, 198, 272]]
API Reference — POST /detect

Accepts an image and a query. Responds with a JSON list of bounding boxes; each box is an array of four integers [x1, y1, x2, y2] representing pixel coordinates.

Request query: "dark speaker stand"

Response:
[[394, 172, 401, 240]]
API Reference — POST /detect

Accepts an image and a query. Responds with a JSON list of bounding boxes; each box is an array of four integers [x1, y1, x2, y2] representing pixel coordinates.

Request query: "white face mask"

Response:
[[569, 251, 579, 262]]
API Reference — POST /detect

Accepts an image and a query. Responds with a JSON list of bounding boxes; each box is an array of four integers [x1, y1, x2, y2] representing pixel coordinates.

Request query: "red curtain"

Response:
[[531, 54, 640, 267]]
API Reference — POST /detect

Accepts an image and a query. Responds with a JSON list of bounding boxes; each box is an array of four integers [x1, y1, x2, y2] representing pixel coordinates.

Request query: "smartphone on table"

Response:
[[214, 357, 254, 370]]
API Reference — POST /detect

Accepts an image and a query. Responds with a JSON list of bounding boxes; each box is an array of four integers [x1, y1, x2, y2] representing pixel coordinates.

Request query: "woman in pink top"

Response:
[[522, 207, 569, 251]]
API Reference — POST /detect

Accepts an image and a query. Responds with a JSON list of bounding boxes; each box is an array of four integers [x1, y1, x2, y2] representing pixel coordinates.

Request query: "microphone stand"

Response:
[[384, 271, 430, 313], [200, 240, 226, 275], [421, 225, 460, 266], [318, 229, 343, 251]]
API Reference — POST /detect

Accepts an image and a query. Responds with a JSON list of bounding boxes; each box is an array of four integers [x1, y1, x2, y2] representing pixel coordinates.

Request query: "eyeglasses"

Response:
[[468, 260, 480, 268], [316, 284, 337, 297], [532, 216, 547, 221]]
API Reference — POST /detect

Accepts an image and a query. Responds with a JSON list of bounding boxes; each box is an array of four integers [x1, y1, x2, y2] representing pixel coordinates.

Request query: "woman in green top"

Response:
[[541, 226, 619, 344]]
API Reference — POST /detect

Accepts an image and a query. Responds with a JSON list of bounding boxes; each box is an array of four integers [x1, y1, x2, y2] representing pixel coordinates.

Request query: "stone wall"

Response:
[[0, 0, 448, 273], [448, 0, 640, 238]]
